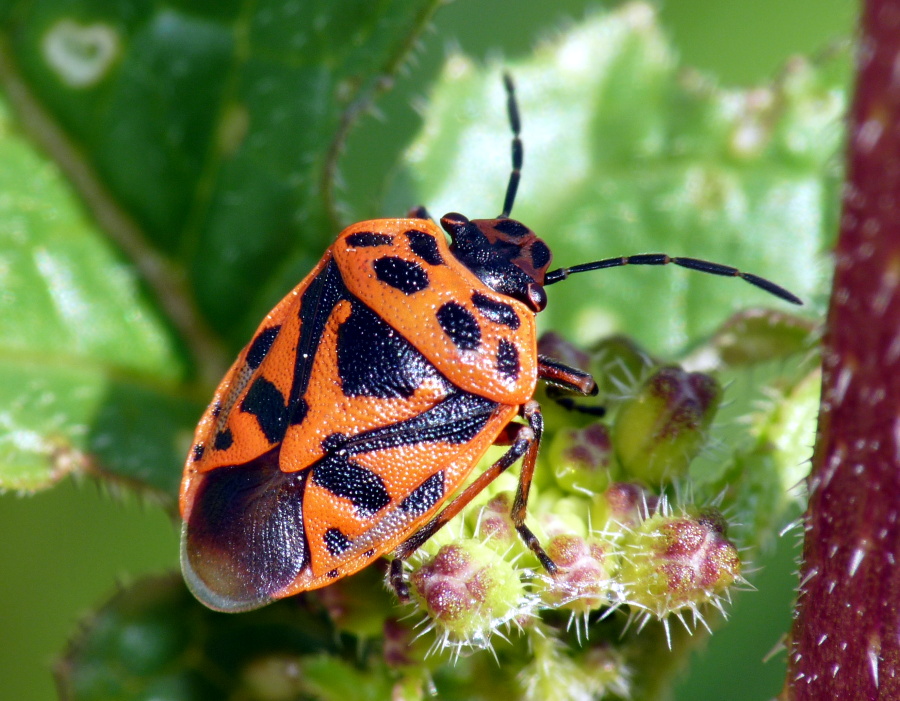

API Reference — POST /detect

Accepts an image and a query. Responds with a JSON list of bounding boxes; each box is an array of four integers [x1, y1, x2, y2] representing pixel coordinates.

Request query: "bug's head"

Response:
[[441, 212, 551, 312]]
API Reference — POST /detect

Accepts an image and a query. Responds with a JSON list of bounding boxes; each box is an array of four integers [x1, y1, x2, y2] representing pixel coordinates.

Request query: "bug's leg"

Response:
[[389, 411, 541, 601], [509, 400, 557, 574], [538, 355, 597, 395], [538, 355, 604, 415], [407, 206, 432, 220]]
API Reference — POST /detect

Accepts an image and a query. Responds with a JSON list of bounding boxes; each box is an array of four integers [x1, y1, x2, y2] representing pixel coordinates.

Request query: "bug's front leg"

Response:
[[389, 400, 552, 601], [539, 355, 605, 415]]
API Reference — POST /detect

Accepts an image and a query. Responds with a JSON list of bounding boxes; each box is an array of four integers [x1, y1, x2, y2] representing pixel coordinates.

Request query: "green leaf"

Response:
[[0, 0, 440, 493], [387, 5, 846, 354], [0, 95, 193, 492], [4, 0, 441, 344]]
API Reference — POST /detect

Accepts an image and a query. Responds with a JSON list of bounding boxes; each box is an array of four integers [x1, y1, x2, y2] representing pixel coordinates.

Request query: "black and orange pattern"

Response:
[[179, 216, 583, 613]]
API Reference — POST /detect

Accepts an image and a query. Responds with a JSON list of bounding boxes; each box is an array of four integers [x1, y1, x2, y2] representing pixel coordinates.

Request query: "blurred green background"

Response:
[[0, 0, 855, 699]]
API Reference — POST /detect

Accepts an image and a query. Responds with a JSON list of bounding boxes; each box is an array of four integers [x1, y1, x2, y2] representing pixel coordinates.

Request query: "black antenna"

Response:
[[500, 73, 523, 219], [501, 74, 799, 306], [544, 254, 802, 305]]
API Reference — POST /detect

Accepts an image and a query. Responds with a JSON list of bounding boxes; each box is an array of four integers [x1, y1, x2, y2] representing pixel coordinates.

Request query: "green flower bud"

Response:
[[540, 494, 590, 539], [613, 366, 722, 484], [410, 541, 527, 645], [619, 509, 741, 619], [537, 533, 615, 613], [470, 485, 543, 566], [589, 335, 655, 401], [590, 482, 658, 536], [473, 492, 517, 547], [547, 422, 615, 495]]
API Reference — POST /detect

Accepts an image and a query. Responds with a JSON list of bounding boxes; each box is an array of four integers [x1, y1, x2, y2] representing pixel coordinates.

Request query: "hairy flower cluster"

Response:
[[403, 336, 743, 656]]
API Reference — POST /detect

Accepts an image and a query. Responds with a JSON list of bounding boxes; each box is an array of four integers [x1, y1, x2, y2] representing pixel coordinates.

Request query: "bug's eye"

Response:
[[441, 212, 468, 228], [527, 283, 547, 312]]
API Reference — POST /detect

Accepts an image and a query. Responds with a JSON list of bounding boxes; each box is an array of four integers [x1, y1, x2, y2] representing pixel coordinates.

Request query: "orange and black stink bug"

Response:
[[180, 75, 800, 612]]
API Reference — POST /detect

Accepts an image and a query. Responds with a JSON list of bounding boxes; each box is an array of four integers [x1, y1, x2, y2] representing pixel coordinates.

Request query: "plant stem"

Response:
[[786, 0, 900, 697]]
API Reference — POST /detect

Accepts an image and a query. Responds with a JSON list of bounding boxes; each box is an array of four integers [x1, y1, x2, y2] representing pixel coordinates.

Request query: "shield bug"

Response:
[[179, 74, 800, 612]]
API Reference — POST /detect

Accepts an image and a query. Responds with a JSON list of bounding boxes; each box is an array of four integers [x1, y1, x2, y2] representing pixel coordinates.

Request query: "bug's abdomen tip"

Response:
[[181, 449, 310, 612]]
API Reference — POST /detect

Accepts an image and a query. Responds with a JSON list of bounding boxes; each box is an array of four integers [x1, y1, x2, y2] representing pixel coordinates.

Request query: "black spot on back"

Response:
[[373, 256, 430, 294], [493, 219, 530, 237], [324, 527, 353, 556], [241, 377, 289, 445], [182, 447, 309, 611], [399, 472, 445, 515], [337, 300, 440, 398], [312, 453, 391, 517], [471, 292, 521, 329], [327, 568, 341, 579], [192, 444, 205, 462], [346, 232, 394, 247], [212, 402, 223, 418], [530, 240, 551, 269], [246, 326, 281, 370], [497, 339, 521, 381], [214, 428, 233, 451], [405, 230, 445, 266], [437, 302, 481, 350]]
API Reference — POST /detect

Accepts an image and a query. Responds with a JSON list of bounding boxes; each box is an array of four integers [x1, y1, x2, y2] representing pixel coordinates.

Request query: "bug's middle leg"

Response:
[[389, 401, 550, 601], [508, 400, 557, 574]]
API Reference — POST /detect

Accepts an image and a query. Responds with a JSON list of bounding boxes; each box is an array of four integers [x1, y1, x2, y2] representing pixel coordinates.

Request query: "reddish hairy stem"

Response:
[[786, 0, 900, 698]]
